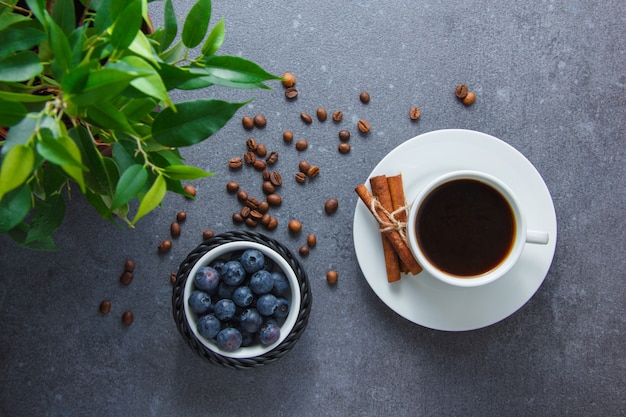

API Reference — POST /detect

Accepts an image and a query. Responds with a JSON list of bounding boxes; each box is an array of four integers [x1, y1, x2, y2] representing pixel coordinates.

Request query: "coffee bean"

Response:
[[266, 151, 279, 165], [269, 171, 282, 186], [253, 114, 267, 128], [285, 87, 298, 100], [237, 189, 248, 202], [243, 151, 256, 165], [170, 272, 177, 285], [300, 113, 313, 124], [295, 172, 307, 183], [242, 116, 254, 130], [338, 143, 351, 154], [99, 300, 111, 315], [338, 130, 351, 141], [253, 159, 267, 171], [307, 165, 320, 178], [282, 72, 296, 87], [298, 160, 311, 173], [357, 119, 371, 133], [326, 270, 338, 285], [455, 84, 469, 99], [249, 210, 263, 221], [245, 137, 257, 151], [246, 197, 260, 209], [245, 217, 258, 228], [324, 198, 339, 214], [124, 259, 135, 272], [283, 130, 294, 143], [288, 219, 302, 233], [262, 169, 271, 181], [176, 211, 187, 222], [299, 246, 310, 257], [295, 139, 308, 151], [409, 107, 421, 120], [359, 91, 370, 104], [262, 181, 276, 195], [120, 271, 133, 285], [228, 157, 243, 169], [232, 212, 244, 223], [240, 206, 251, 218], [183, 185, 196, 197], [316, 107, 328, 121], [258, 201, 269, 213], [462, 91, 476, 106], [122, 310, 134, 325], [266, 217, 278, 230], [256, 143, 267, 157], [332, 110, 343, 122], [170, 221, 181, 238], [158, 239, 172, 253], [261, 213, 271, 226], [226, 181, 240, 193], [307, 234, 317, 247], [202, 229, 215, 240], [266, 193, 282, 206]]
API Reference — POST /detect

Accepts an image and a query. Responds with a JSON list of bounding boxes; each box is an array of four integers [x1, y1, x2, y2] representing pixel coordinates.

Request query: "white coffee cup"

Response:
[[406, 170, 549, 287]]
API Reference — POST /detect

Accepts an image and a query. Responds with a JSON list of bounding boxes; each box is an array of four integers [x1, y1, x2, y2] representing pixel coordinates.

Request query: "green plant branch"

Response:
[[0, 1, 32, 16]]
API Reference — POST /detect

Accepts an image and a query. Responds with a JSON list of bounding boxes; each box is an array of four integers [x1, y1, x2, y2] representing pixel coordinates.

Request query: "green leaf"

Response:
[[108, 56, 172, 106], [131, 174, 165, 225], [201, 17, 224, 57], [152, 99, 248, 147], [36, 129, 87, 169], [0, 100, 27, 126], [182, 0, 211, 48], [160, 39, 186, 64], [86, 100, 137, 134], [162, 165, 212, 180], [8, 223, 59, 251], [0, 90, 53, 103], [112, 141, 137, 173], [69, 126, 113, 195], [0, 185, 32, 233], [0, 12, 30, 32], [24, 193, 65, 245], [129, 31, 160, 65], [0, 20, 46, 58], [45, 14, 73, 80], [93, 0, 112, 33], [111, 0, 142, 50], [203, 55, 281, 84], [70, 69, 139, 106], [111, 164, 148, 209], [25, 0, 47, 25], [0, 144, 35, 201], [160, 0, 177, 52], [0, 51, 43, 82], [121, 97, 157, 121], [51, 0, 76, 36]]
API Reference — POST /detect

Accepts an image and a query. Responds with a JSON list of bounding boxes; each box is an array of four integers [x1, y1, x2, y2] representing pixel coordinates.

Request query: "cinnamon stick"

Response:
[[387, 174, 410, 274], [370, 175, 401, 282], [355, 183, 422, 275]]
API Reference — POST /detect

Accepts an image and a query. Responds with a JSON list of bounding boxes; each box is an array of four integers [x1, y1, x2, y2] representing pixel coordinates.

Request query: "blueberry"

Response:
[[194, 266, 220, 292], [240, 308, 264, 333], [274, 297, 290, 319], [240, 331, 256, 347], [249, 270, 274, 294], [259, 321, 281, 346], [188, 290, 212, 314], [256, 293, 278, 316], [240, 249, 265, 273], [210, 260, 227, 276], [214, 299, 236, 321], [221, 261, 246, 286], [232, 286, 254, 307], [197, 314, 221, 339], [271, 271, 290, 296], [217, 283, 236, 299], [216, 327, 243, 352]]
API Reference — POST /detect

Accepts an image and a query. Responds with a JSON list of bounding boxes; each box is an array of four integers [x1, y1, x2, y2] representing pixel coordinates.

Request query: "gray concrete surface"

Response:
[[1, 0, 624, 416]]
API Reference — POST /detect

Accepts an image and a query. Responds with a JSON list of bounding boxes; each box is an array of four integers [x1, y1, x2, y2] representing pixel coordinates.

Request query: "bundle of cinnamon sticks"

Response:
[[355, 174, 422, 282]]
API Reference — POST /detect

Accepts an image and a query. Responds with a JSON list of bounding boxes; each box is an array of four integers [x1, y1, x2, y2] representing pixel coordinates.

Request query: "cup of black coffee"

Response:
[[407, 170, 549, 287]]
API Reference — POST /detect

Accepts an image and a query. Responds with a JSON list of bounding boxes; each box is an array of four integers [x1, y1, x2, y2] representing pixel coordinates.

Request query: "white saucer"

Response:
[[352, 129, 557, 331]]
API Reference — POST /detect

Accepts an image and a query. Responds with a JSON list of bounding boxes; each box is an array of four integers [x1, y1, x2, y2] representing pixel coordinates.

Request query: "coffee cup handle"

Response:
[[526, 230, 549, 245]]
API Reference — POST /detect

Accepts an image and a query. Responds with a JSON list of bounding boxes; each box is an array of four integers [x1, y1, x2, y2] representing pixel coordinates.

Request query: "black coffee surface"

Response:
[[416, 179, 515, 277]]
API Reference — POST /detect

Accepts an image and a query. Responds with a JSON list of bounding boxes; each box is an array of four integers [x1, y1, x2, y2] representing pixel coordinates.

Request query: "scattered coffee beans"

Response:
[[99, 300, 112, 314], [295, 139, 308, 151], [245, 218, 257, 227], [357, 119, 371, 133], [266, 151, 279, 165], [338, 130, 351, 141], [253, 114, 267, 128], [170, 272, 177, 284], [262, 181, 276, 195], [242, 116, 254, 130], [316, 107, 328, 121], [285, 87, 298, 100], [183, 185, 196, 197], [359, 91, 370, 104], [202, 229, 215, 240], [269, 171, 282, 186], [338, 143, 351, 154], [283, 130, 294, 143], [332, 110, 343, 122], [326, 270, 338, 285], [288, 219, 302, 233], [300, 112, 313, 124], [455, 84, 469, 99], [232, 212, 244, 223], [253, 159, 267, 171], [258, 201, 270, 213], [299, 246, 310, 257], [463, 91, 476, 106], [124, 259, 135, 272], [295, 172, 307, 183], [307, 165, 320, 178], [324, 198, 339, 214], [409, 107, 421, 120], [176, 211, 187, 222], [255, 143, 267, 157], [158, 239, 172, 253], [237, 189, 248, 202], [282, 72, 296, 87], [120, 271, 133, 285], [228, 157, 243, 169], [245, 137, 257, 151], [299, 160, 311, 173], [307, 234, 317, 247], [266, 193, 282, 206], [243, 151, 256, 164], [170, 221, 181, 238], [122, 310, 134, 326], [226, 181, 239, 193], [267, 217, 279, 230]]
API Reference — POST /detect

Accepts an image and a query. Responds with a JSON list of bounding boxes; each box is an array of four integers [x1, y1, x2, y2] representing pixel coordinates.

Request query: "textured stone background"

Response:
[[1, 0, 624, 416]]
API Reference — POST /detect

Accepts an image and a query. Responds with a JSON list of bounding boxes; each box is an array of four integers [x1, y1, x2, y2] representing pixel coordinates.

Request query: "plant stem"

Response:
[[0, 1, 32, 15]]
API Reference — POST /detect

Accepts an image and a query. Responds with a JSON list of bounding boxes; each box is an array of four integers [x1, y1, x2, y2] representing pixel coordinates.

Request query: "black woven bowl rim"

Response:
[[172, 230, 312, 369]]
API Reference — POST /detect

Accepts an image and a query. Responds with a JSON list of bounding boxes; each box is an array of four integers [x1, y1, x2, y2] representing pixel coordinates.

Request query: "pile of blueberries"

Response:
[[188, 248, 291, 353]]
